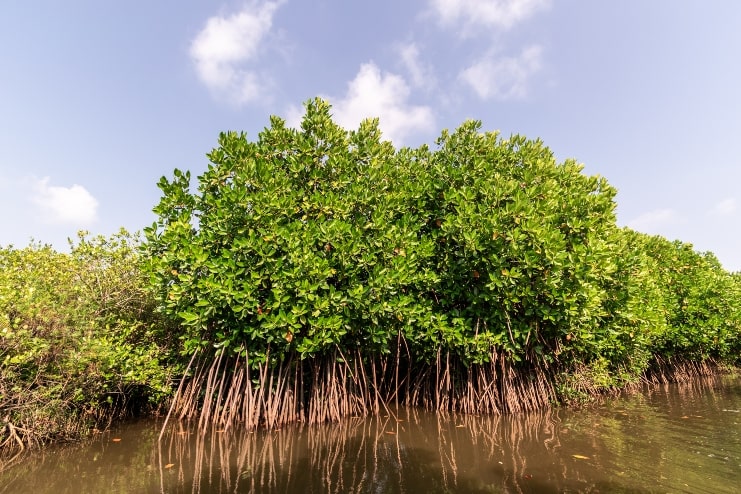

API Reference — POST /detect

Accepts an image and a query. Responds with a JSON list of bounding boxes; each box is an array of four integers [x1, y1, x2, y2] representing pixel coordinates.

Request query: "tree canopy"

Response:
[[145, 98, 741, 379]]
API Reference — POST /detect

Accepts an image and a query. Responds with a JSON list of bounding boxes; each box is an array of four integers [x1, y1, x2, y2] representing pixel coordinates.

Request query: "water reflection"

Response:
[[159, 409, 576, 493], [1, 375, 739, 493]]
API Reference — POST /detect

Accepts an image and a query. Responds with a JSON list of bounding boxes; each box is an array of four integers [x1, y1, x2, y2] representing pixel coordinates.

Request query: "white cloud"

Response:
[[711, 197, 737, 216], [32, 177, 98, 226], [284, 104, 304, 130], [323, 63, 436, 144], [190, 1, 283, 105], [627, 208, 679, 233], [430, 0, 550, 31], [460, 45, 542, 100], [397, 43, 436, 92]]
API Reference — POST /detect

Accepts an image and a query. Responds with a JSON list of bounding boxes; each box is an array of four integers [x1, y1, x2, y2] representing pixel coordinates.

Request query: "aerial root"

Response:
[[161, 347, 565, 437]]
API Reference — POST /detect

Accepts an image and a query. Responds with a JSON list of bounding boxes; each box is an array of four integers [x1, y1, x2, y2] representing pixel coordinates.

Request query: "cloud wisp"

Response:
[[397, 42, 437, 92], [430, 0, 551, 32], [627, 208, 679, 234], [287, 63, 435, 145], [711, 197, 737, 216], [459, 45, 542, 100], [422, 2, 549, 103], [329, 63, 436, 145], [32, 177, 98, 226], [190, 0, 284, 105]]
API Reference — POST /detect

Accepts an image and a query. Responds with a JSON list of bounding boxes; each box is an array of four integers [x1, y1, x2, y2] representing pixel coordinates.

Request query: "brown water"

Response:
[[1, 376, 739, 493]]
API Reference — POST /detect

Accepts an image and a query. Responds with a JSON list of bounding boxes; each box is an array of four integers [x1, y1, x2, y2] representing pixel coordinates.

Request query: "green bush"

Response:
[[634, 234, 741, 362], [0, 230, 176, 451], [146, 98, 699, 380]]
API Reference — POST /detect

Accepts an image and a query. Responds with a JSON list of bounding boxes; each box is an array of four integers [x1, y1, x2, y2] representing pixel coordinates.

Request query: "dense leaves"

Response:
[[634, 233, 741, 363], [144, 98, 741, 383], [0, 230, 176, 451]]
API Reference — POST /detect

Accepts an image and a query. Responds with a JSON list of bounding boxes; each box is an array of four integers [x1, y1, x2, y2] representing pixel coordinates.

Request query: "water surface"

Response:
[[2, 376, 739, 493]]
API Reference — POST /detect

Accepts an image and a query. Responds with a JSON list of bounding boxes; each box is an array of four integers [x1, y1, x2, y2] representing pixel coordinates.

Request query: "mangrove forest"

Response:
[[1, 98, 739, 465]]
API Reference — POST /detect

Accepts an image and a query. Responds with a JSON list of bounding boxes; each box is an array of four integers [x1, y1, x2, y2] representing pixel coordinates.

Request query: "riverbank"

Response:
[[0, 232, 180, 467]]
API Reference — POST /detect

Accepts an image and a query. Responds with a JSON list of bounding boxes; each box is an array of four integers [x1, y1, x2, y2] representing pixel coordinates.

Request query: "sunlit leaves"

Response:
[[144, 97, 740, 377], [0, 230, 175, 446]]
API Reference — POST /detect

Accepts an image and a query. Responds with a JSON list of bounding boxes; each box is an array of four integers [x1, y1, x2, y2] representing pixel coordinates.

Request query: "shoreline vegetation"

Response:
[[2, 99, 739, 467]]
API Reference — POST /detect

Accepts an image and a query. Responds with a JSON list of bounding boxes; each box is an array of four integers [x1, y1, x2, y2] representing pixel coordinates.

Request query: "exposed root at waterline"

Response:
[[160, 346, 561, 438], [159, 342, 737, 441], [405, 349, 557, 415], [163, 349, 304, 433], [644, 356, 725, 385], [0, 420, 28, 470]]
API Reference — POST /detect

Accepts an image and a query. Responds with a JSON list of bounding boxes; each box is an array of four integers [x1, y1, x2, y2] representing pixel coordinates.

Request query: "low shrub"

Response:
[[0, 230, 177, 459]]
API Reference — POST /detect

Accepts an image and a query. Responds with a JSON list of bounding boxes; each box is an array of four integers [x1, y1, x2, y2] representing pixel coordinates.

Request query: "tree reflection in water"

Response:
[[0, 375, 737, 493], [155, 375, 738, 493], [157, 406, 604, 493]]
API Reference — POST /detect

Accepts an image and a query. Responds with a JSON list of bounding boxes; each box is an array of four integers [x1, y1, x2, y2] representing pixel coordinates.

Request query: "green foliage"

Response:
[[421, 124, 621, 364], [634, 234, 741, 363], [145, 98, 739, 400], [146, 99, 681, 372], [145, 102, 438, 361], [0, 230, 176, 447]]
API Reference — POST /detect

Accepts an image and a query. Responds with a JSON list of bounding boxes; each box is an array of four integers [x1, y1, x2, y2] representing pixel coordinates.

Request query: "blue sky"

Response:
[[1, 1, 740, 271]]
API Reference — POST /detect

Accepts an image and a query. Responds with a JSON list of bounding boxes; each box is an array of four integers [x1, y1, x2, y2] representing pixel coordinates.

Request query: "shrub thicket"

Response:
[[145, 99, 740, 429], [0, 230, 176, 460]]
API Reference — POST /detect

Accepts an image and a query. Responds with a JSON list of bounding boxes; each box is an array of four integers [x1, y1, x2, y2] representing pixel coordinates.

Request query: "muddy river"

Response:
[[1, 375, 739, 493]]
